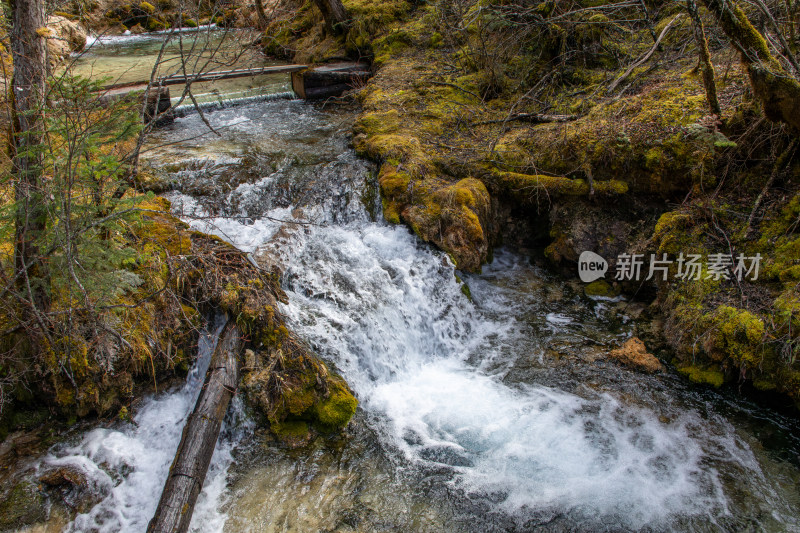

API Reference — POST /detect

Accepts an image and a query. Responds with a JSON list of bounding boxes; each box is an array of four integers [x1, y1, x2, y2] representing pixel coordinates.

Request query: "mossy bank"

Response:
[[0, 197, 356, 447], [261, 0, 800, 409]]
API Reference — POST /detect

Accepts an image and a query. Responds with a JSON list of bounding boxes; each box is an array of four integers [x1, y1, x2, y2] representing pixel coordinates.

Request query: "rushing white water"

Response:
[[149, 101, 800, 530], [28, 89, 799, 532], [38, 316, 251, 533]]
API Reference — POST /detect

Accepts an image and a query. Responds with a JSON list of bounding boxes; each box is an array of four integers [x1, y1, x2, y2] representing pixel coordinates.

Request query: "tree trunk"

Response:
[[148, 322, 242, 533], [687, 0, 721, 115], [254, 0, 269, 28], [10, 0, 50, 312], [312, 0, 349, 34], [701, 0, 800, 130]]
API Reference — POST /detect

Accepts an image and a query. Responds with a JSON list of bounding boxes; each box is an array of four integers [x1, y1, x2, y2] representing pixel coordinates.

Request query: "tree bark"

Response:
[[148, 322, 242, 533], [687, 0, 721, 115], [10, 0, 50, 312], [701, 0, 800, 130], [312, 0, 349, 34], [254, 0, 269, 28]]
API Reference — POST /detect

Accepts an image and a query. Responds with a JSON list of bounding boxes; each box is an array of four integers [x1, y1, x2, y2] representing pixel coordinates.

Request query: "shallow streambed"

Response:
[[27, 32, 800, 532]]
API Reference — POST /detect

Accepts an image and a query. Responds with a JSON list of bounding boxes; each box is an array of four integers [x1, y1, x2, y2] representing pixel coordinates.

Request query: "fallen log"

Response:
[[474, 112, 579, 126], [148, 321, 242, 533], [291, 62, 371, 99]]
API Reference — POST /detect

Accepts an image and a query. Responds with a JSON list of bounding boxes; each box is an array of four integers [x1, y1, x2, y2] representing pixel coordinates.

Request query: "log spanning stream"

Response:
[[33, 31, 800, 532]]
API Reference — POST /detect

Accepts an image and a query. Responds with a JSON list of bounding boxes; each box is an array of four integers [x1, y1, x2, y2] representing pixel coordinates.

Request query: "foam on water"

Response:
[[263, 221, 734, 528], [35, 99, 797, 531], [39, 317, 250, 533], [147, 102, 798, 529]]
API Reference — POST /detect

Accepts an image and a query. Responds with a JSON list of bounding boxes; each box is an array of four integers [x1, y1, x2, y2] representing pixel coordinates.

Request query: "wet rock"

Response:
[[38, 464, 108, 513], [584, 280, 619, 298], [0, 480, 46, 531], [0, 430, 43, 463], [39, 465, 88, 488], [272, 420, 314, 449], [608, 337, 664, 373], [129, 22, 146, 34]]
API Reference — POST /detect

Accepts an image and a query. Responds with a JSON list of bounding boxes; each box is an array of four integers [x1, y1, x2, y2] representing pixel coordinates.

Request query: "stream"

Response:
[[34, 31, 800, 532]]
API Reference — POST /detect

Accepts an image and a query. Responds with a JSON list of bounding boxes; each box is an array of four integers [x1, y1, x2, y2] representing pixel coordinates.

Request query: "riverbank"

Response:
[[261, 0, 800, 410], [1, 20, 799, 528]]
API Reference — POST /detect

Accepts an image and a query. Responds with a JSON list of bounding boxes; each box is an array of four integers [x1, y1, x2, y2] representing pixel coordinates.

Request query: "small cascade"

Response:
[[39, 315, 252, 533], [148, 100, 800, 531], [170, 90, 297, 118], [42, 32, 800, 529]]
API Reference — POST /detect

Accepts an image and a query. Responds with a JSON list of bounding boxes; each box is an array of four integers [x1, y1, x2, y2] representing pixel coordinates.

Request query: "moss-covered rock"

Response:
[[272, 420, 313, 448], [313, 378, 358, 430], [242, 343, 357, 443], [585, 280, 618, 298], [0, 480, 46, 531]]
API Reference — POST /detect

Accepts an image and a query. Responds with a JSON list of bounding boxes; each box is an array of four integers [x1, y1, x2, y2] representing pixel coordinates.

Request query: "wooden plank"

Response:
[[291, 70, 307, 99], [102, 64, 308, 91], [157, 64, 308, 86], [147, 321, 242, 533]]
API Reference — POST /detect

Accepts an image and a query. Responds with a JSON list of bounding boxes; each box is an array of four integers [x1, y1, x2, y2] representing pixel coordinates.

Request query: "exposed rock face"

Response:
[[46, 15, 88, 65], [545, 200, 657, 274], [39, 464, 109, 513], [609, 337, 664, 373]]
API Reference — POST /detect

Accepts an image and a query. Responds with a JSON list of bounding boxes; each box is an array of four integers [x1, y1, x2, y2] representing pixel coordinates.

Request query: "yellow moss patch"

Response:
[[494, 170, 628, 199], [701, 305, 766, 368], [678, 365, 726, 387], [313, 378, 358, 431]]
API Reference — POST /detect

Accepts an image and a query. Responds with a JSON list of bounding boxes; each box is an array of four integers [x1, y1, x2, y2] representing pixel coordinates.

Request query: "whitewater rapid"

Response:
[[30, 97, 800, 532]]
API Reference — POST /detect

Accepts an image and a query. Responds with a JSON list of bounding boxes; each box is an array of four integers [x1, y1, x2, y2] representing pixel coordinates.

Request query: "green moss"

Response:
[[139, 1, 155, 13], [702, 305, 766, 368], [678, 365, 726, 387], [313, 378, 358, 431], [584, 280, 617, 298], [284, 386, 316, 416], [652, 210, 697, 255], [274, 420, 310, 439], [355, 110, 402, 136], [0, 481, 46, 530], [753, 379, 778, 391], [146, 17, 167, 31], [494, 170, 628, 199]]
